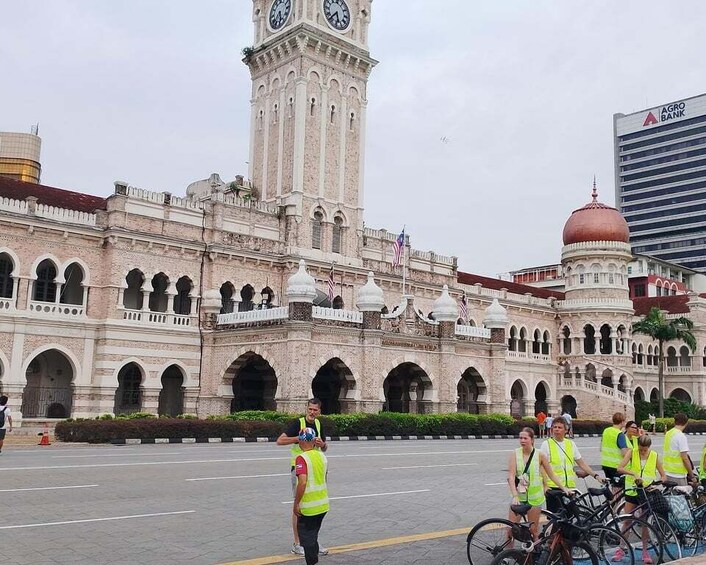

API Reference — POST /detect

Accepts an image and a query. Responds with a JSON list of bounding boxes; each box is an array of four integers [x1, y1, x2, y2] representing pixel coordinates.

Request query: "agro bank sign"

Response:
[[643, 101, 687, 127]]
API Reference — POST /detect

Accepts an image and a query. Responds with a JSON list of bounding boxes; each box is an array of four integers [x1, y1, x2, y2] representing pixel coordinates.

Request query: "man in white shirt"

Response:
[[561, 411, 573, 438], [663, 412, 695, 486], [541, 416, 602, 512], [0, 395, 13, 454]]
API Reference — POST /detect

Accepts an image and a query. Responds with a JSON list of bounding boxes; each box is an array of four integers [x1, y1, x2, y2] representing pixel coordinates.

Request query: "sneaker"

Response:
[[291, 544, 305, 556], [318, 546, 329, 555], [642, 551, 653, 564], [611, 548, 625, 562]]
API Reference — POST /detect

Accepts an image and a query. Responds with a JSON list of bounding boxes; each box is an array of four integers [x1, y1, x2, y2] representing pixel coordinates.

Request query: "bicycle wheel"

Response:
[[556, 542, 599, 565], [489, 548, 528, 565], [578, 524, 635, 565], [467, 519, 521, 565], [646, 514, 683, 562], [681, 505, 706, 557], [605, 515, 663, 564]]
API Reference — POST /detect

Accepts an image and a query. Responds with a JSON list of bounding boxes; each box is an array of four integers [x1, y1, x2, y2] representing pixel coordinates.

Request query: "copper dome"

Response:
[[562, 187, 630, 245]]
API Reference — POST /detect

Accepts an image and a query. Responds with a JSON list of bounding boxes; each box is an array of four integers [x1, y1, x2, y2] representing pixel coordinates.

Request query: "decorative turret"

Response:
[[483, 298, 508, 345], [356, 271, 384, 330], [432, 285, 458, 322], [286, 260, 316, 321]]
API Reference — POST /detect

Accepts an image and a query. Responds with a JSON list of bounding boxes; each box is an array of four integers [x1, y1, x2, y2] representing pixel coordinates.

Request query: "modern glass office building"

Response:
[[614, 93, 706, 273]]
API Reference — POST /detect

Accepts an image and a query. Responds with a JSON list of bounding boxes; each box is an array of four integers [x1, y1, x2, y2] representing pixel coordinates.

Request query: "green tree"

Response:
[[632, 307, 696, 417]]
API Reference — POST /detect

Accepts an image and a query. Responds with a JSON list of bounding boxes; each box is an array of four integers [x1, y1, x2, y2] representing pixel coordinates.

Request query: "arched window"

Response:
[[0, 253, 14, 298], [260, 286, 274, 309], [33, 259, 57, 302], [332, 216, 343, 254], [148, 273, 169, 312], [583, 325, 596, 355], [220, 282, 235, 314], [532, 329, 541, 354], [60, 263, 85, 305], [312, 211, 323, 249], [599, 324, 612, 354], [332, 295, 344, 310], [679, 345, 691, 367], [562, 327, 572, 354], [518, 328, 527, 353], [508, 326, 518, 351], [123, 269, 144, 310], [239, 284, 255, 312], [173, 276, 192, 315], [542, 331, 551, 355]]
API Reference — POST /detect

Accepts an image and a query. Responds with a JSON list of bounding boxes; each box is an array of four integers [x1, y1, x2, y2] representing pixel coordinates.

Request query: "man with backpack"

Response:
[[0, 395, 13, 454]]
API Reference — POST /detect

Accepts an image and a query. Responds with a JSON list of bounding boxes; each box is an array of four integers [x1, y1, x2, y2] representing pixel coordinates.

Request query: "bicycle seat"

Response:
[[588, 487, 605, 497], [511, 503, 532, 517]]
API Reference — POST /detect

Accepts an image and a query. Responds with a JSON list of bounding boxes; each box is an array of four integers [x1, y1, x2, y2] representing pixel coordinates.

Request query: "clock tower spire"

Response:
[[247, 0, 376, 259]]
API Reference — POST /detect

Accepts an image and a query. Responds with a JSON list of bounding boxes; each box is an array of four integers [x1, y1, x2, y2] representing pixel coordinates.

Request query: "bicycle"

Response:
[[490, 501, 600, 565]]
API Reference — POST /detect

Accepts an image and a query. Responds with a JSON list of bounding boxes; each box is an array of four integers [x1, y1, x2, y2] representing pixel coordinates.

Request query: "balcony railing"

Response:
[[0, 297, 14, 311], [122, 309, 195, 326], [29, 301, 84, 318], [455, 325, 491, 339], [666, 365, 692, 373], [312, 307, 362, 323], [218, 306, 289, 326]]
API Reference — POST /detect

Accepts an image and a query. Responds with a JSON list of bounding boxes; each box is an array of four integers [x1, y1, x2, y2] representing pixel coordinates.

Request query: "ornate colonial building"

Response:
[[0, 1, 704, 425]]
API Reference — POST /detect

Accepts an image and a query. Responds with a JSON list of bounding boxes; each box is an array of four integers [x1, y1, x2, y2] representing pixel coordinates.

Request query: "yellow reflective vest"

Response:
[[297, 450, 330, 516], [515, 448, 545, 506], [290, 417, 322, 466], [663, 427, 688, 477], [546, 439, 577, 488], [601, 426, 623, 469], [625, 450, 658, 496]]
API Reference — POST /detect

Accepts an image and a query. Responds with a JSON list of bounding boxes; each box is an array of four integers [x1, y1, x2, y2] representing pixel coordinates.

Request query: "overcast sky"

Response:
[[2, 1, 705, 277]]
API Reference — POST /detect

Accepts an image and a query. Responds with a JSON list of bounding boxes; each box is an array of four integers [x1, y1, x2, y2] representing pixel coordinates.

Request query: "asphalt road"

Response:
[[0, 434, 691, 565]]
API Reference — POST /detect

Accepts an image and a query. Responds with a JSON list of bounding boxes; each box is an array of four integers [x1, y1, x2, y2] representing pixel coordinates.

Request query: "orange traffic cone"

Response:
[[38, 424, 51, 446]]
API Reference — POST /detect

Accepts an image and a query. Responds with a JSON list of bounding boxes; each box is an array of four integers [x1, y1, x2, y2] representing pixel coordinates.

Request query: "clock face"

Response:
[[269, 0, 292, 31], [323, 0, 351, 31]]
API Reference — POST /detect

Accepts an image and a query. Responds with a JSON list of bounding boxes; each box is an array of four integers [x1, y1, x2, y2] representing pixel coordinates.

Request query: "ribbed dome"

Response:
[[562, 187, 629, 245]]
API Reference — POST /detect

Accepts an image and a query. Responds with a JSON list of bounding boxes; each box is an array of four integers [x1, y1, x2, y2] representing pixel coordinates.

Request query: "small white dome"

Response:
[[432, 285, 458, 322], [286, 259, 317, 303], [356, 272, 385, 312], [201, 288, 222, 314], [483, 298, 508, 329]]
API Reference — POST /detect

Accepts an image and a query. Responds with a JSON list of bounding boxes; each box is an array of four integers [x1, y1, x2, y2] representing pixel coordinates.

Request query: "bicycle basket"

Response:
[[665, 494, 694, 533], [641, 489, 669, 518]]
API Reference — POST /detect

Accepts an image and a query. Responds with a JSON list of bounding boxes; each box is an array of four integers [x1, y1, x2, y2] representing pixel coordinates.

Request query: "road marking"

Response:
[[0, 484, 98, 493], [484, 482, 507, 486], [186, 473, 289, 482], [220, 526, 469, 564], [281, 489, 430, 504], [382, 463, 478, 470], [0, 510, 195, 530], [52, 452, 184, 459], [0, 447, 602, 471]]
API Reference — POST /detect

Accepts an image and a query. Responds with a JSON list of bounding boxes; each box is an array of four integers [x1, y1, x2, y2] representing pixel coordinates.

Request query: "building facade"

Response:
[[1, 1, 706, 426], [614, 93, 706, 273]]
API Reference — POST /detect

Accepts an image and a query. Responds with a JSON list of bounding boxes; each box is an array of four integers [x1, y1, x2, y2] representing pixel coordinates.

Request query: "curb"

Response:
[[110, 433, 603, 445]]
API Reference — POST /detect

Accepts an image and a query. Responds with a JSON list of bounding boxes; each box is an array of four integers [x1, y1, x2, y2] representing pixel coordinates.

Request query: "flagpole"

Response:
[[401, 229, 407, 296]]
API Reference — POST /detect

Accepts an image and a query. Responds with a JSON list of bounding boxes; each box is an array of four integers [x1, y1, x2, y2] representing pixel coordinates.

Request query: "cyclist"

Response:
[[616, 434, 667, 564], [601, 412, 631, 485], [541, 416, 604, 513], [663, 412, 696, 486], [624, 420, 640, 451], [508, 427, 570, 540]]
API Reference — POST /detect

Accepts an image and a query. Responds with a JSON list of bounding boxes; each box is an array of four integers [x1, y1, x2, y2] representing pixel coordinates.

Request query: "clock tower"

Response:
[[247, 0, 376, 261]]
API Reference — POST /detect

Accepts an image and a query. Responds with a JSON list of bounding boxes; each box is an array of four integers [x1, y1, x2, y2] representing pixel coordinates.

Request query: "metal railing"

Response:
[[21, 386, 73, 418]]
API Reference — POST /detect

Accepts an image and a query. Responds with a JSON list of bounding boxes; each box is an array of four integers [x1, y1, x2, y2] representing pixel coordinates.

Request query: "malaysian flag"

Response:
[[392, 229, 405, 267], [327, 266, 335, 303], [459, 292, 468, 322]]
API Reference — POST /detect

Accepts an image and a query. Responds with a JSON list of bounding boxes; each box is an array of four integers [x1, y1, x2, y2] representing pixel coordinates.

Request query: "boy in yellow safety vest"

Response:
[[293, 427, 329, 565], [601, 412, 631, 484]]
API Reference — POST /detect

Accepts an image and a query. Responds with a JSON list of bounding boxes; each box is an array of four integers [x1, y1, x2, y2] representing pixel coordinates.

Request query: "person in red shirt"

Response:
[[536, 411, 547, 439]]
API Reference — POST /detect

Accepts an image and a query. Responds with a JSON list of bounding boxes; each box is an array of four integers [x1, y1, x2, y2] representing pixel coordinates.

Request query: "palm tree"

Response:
[[632, 307, 696, 417]]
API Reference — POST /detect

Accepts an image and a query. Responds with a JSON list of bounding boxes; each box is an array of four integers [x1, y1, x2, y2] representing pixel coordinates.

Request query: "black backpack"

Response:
[[0, 407, 6, 428]]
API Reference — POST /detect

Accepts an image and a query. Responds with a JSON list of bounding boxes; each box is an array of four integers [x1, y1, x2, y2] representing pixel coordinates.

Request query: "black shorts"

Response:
[[602, 466, 619, 480], [0, 429, 6, 440], [624, 494, 640, 505]]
